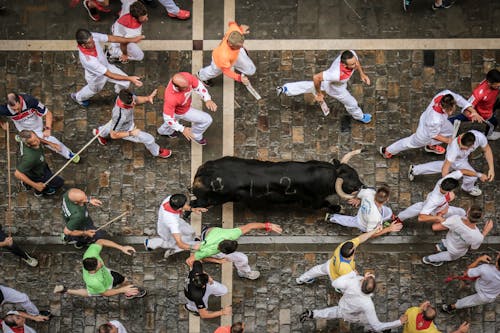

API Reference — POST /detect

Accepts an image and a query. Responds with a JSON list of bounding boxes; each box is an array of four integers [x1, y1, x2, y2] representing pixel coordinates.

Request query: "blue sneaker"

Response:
[[296, 277, 316, 285], [70, 93, 89, 107], [359, 113, 372, 124]]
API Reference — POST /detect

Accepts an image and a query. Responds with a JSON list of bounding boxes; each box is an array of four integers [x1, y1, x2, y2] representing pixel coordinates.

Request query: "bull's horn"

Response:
[[335, 178, 355, 200], [340, 149, 362, 164]]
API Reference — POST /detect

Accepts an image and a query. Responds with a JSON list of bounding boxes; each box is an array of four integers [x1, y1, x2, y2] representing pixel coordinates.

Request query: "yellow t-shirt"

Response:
[[329, 237, 360, 280], [403, 307, 441, 333]]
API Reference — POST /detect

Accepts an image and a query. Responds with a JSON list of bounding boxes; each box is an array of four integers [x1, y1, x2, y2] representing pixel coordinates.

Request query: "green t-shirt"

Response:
[[82, 244, 113, 295], [17, 144, 46, 179], [194, 227, 243, 260], [62, 191, 91, 230]]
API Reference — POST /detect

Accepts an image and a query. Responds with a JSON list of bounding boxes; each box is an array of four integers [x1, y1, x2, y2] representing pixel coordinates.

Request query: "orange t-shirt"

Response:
[[214, 326, 231, 333], [212, 21, 244, 81]]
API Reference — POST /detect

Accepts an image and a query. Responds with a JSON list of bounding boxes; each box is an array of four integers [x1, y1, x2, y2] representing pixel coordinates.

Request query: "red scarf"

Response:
[[432, 95, 445, 113], [116, 98, 134, 109], [415, 313, 432, 330], [162, 201, 181, 215], [339, 63, 354, 81], [117, 13, 141, 29], [77, 44, 97, 57]]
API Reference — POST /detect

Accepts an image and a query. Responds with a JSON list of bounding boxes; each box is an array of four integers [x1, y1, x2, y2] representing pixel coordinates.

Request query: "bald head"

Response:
[[172, 73, 189, 91], [68, 188, 87, 205]]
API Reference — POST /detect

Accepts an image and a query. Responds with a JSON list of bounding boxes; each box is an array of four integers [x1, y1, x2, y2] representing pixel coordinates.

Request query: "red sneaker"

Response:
[[90, 0, 111, 12], [92, 128, 107, 146], [424, 144, 446, 155], [158, 148, 172, 158], [83, 0, 100, 21], [167, 9, 190, 20], [379, 146, 393, 159], [195, 138, 207, 146]]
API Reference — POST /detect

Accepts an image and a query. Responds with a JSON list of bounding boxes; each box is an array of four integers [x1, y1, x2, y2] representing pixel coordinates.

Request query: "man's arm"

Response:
[[198, 306, 232, 319], [371, 222, 402, 239], [238, 222, 282, 235], [63, 226, 96, 238], [42, 110, 53, 138], [134, 89, 157, 105], [451, 322, 470, 333], [95, 239, 136, 255], [107, 34, 144, 45], [172, 233, 199, 251], [356, 59, 370, 85], [14, 170, 45, 192], [104, 70, 142, 87], [482, 144, 495, 181], [481, 219, 494, 237], [101, 284, 138, 297], [418, 213, 445, 224], [358, 225, 383, 243], [14, 311, 49, 322]]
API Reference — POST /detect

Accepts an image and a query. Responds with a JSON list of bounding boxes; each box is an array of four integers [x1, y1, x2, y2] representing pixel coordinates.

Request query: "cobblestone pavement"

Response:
[[0, 0, 500, 332]]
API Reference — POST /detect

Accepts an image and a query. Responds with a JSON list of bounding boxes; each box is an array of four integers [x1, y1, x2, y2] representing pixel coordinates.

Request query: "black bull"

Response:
[[190, 154, 364, 212]]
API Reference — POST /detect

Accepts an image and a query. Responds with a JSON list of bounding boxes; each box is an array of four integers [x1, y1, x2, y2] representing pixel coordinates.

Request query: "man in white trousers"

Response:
[[442, 254, 500, 314], [396, 171, 466, 230], [408, 130, 495, 197], [184, 261, 232, 319], [107, 1, 148, 63], [140, 0, 191, 20], [1, 310, 48, 333], [380, 90, 475, 158], [277, 50, 372, 123], [144, 193, 205, 258], [0, 93, 78, 162], [198, 21, 255, 86], [300, 271, 407, 332], [98, 320, 128, 333], [295, 227, 382, 285], [93, 89, 171, 158], [157, 72, 217, 145], [422, 205, 493, 266], [70, 28, 144, 107], [0, 285, 51, 319], [325, 185, 402, 236]]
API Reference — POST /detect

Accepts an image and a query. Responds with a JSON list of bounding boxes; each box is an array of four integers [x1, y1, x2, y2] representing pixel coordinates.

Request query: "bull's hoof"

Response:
[[327, 205, 341, 214]]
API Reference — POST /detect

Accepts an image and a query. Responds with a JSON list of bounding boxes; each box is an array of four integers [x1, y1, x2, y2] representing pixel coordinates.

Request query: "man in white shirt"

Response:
[[98, 320, 128, 333], [1, 310, 49, 333], [380, 90, 475, 157], [300, 271, 407, 332], [442, 254, 500, 313], [409, 130, 495, 196], [422, 205, 493, 266], [277, 50, 372, 123], [396, 171, 466, 230], [144, 194, 205, 258], [325, 185, 403, 236], [70, 28, 144, 107]]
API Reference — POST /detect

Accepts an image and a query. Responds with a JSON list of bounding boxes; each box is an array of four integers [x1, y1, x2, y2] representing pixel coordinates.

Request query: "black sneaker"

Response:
[[299, 309, 313, 323], [422, 256, 443, 267], [126, 287, 147, 299], [441, 304, 454, 314], [39, 310, 53, 319], [432, 0, 454, 10]]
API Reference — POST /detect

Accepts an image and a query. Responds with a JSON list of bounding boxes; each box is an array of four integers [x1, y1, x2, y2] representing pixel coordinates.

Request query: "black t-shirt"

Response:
[[184, 268, 207, 309]]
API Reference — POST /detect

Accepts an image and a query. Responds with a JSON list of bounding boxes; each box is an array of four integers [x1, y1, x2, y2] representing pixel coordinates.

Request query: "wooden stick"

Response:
[[242, 75, 261, 100], [95, 211, 129, 231], [452, 120, 461, 140], [44, 122, 111, 186], [5, 122, 12, 237]]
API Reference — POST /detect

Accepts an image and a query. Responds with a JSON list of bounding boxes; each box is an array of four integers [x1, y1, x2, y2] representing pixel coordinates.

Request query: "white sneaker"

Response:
[[408, 164, 415, 181], [487, 131, 500, 140], [466, 186, 482, 197], [238, 270, 260, 280], [22, 254, 38, 267], [163, 248, 176, 258]]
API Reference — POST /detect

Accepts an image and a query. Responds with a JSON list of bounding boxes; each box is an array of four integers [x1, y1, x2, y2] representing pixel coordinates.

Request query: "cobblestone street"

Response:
[[0, 0, 499, 332]]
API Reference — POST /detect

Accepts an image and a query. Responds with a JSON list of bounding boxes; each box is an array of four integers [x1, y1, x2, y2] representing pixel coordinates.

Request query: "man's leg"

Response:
[[123, 130, 160, 156], [157, 113, 179, 136], [296, 260, 330, 283], [177, 108, 213, 141], [41, 165, 64, 193], [312, 306, 340, 319], [426, 250, 464, 263], [0, 226, 30, 260], [455, 293, 494, 309], [411, 160, 444, 176], [443, 206, 466, 218], [0, 286, 40, 315], [328, 214, 365, 231], [281, 81, 315, 96], [75, 76, 107, 102], [126, 43, 144, 61], [219, 252, 259, 279], [33, 130, 73, 159], [397, 202, 424, 222], [386, 134, 423, 156], [146, 237, 176, 250], [455, 160, 478, 193], [233, 48, 256, 76], [158, 0, 179, 14], [198, 59, 222, 82], [327, 85, 364, 120]]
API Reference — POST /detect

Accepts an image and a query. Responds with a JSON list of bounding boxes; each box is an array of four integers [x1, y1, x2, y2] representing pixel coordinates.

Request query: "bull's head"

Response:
[[334, 149, 364, 200]]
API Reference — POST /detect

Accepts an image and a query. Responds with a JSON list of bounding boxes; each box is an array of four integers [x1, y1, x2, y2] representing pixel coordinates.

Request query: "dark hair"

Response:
[[423, 306, 436, 321], [75, 28, 92, 45], [440, 178, 459, 192], [497, 256, 500, 268], [191, 273, 209, 288], [440, 94, 456, 110], [468, 205, 482, 223], [218, 240, 238, 254], [7, 93, 20, 106], [19, 130, 34, 144], [340, 50, 355, 64], [130, 1, 147, 19], [361, 276, 376, 294], [170, 194, 187, 210], [83, 257, 99, 271], [340, 241, 355, 258], [375, 185, 390, 203], [486, 69, 500, 84], [231, 322, 244, 333], [98, 323, 113, 333], [461, 132, 476, 147], [118, 89, 134, 105], [4, 315, 17, 327]]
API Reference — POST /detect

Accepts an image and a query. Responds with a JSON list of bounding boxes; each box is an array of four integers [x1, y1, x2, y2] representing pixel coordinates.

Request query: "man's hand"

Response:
[[470, 113, 485, 123], [205, 100, 217, 112], [477, 254, 491, 264], [360, 73, 371, 85], [419, 300, 431, 310], [42, 128, 51, 138], [2, 237, 13, 247], [487, 168, 495, 181], [314, 92, 324, 103], [121, 245, 136, 256], [129, 76, 143, 87], [348, 198, 361, 207], [130, 128, 141, 136], [457, 321, 470, 333], [130, 35, 145, 43], [0, 121, 7, 130], [89, 197, 102, 207], [241, 75, 250, 86], [388, 221, 403, 233], [269, 223, 282, 234], [240, 25, 250, 34], [221, 305, 232, 316], [182, 127, 196, 141], [478, 173, 489, 182], [119, 54, 129, 63], [186, 255, 195, 267], [147, 89, 157, 104], [399, 314, 408, 324], [34, 182, 46, 192], [483, 219, 494, 234], [191, 207, 208, 214], [122, 285, 139, 296], [85, 230, 97, 238], [33, 314, 50, 322]]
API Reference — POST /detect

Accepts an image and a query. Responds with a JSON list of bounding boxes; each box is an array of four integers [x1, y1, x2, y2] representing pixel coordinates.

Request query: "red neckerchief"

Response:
[[117, 13, 141, 29], [162, 201, 181, 215], [78, 44, 97, 57], [444, 192, 451, 202], [339, 62, 354, 80], [432, 95, 445, 113], [116, 98, 134, 109], [415, 313, 432, 330]]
